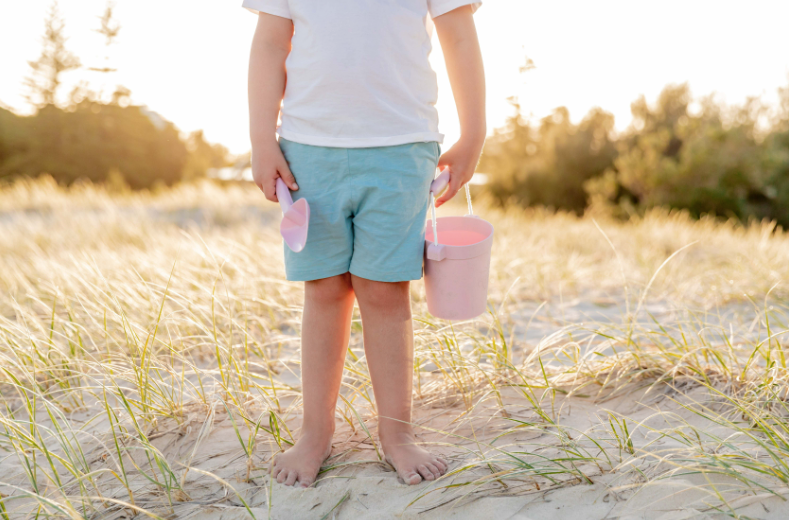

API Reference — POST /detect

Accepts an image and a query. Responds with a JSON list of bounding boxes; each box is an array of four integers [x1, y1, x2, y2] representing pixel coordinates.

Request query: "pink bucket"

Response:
[[424, 216, 494, 320]]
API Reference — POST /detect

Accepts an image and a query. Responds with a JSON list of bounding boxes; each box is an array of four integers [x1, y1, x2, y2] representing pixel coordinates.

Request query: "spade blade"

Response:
[[280, 198, 310, 252]]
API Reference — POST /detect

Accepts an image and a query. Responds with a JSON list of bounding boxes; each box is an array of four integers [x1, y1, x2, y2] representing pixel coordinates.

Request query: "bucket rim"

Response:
[[424, 216, 494, 261]]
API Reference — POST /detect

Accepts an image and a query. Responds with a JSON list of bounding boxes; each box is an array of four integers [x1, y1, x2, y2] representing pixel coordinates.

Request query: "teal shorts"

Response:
[[279, 138, 440, 282]]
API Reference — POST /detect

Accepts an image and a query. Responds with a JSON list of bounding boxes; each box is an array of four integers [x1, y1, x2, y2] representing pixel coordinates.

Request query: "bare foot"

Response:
[[271, 432, 332, 488], [382, 432, 448, 485]]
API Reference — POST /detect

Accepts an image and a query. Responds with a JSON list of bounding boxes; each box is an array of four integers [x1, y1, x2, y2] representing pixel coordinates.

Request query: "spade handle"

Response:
[[430, 168, 450, 195], [275, 178, 293, 212]]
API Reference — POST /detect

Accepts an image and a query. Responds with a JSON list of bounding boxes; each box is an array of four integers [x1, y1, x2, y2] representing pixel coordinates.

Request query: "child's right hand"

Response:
[[252, 140, 299, 202]]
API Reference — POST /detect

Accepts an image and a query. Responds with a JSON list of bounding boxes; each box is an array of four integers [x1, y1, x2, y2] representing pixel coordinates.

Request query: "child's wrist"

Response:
[[251, 136, 281, 152], [458, 126, 486, 145], [457, 132, 485, 151]]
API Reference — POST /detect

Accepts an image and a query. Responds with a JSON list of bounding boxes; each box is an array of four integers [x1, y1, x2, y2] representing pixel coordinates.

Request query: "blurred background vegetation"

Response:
[[3, 2, 789, 228], [0, 2, 229, 191], [480, 81, 789, 225]]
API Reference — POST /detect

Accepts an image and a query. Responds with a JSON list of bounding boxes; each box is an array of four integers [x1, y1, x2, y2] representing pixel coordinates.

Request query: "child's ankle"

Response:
[[378, 425, 415, 445], [299, 420, 336, 440]]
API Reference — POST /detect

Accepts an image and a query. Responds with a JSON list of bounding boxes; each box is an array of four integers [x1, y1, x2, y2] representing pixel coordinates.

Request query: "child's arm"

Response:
[[248, 13, 298, 201], [433, 6, 486, 207]]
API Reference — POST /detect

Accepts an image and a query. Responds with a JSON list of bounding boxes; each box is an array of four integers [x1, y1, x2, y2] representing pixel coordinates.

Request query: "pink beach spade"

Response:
[[424, 169, 494, 320], [276, 178, 310, 253]]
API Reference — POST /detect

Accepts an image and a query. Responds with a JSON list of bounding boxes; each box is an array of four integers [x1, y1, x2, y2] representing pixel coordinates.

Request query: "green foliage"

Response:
[[0, 109, 27, 169], [589, 84, 782, 222], [479, 103, 617, 214], [764, 127, 789, 224], [482, 82, 789, 226], [0, 99, 191, 189], [182, 130, 230, 182]]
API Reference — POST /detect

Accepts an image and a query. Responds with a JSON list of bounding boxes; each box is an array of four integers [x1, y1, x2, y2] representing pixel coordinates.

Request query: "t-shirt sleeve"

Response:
[[241, 0, 291, 20], [428, 0, 482, 19]]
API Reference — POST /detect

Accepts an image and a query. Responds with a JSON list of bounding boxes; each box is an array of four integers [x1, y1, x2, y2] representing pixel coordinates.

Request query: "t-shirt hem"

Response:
[[277, 129, 444, 148], [430, 0, 482, 18], [241, 0, 291, 19]]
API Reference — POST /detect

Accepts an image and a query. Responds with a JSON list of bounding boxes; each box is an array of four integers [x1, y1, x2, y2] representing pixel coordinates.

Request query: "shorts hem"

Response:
[[285, 265, 350, 282], [349, 266, 424, 283]]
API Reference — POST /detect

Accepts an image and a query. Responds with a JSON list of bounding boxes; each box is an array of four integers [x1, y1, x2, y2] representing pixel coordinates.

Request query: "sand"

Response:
[[2, 295, 780, 520], [79, 376, 789, 519]]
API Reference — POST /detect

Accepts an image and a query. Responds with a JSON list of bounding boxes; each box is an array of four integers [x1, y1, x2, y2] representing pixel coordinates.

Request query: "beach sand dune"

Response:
[[2, 181, 789, 518]]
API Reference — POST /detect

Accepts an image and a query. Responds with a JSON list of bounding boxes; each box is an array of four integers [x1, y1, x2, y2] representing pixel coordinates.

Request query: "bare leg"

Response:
[[351, 276, 447, 485], [271, 273, 354, 487]]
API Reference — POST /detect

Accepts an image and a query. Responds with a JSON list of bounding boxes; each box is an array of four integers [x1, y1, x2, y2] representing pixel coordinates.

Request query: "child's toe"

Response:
[[403, 471, 422, 485], [417, 465, 435, 480], [426, 463, 440, 478], [284, 470, 298, 486]]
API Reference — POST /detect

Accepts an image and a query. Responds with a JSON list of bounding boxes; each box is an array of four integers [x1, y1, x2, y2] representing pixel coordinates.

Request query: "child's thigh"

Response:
[[348, 142, 440, 283]]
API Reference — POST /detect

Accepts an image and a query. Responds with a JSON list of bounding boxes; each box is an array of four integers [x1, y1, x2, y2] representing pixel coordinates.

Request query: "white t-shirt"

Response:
[[243, 0, 481, 148]]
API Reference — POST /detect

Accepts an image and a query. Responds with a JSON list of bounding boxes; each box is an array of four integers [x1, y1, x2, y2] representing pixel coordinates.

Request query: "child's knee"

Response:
[[353, 278, 410, 311], [305, 273, 354, 305]]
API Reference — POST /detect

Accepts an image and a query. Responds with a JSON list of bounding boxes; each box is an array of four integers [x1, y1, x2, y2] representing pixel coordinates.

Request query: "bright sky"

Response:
[[2, 1, 789, 154]]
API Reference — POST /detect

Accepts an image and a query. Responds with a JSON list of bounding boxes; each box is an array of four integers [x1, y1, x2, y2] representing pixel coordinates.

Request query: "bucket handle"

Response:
[[428, 168, 477, 252], [429, 169, 449, 247], [429, 169, 475, 217], [464, 184, 474, 216]]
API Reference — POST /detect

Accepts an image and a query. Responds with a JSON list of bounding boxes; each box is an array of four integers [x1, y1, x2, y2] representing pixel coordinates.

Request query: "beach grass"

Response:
[[2, 176, 789, 518]]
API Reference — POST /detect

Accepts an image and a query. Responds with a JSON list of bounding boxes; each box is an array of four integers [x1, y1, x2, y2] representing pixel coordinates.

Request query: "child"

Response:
[[245, 0, 485, 487]]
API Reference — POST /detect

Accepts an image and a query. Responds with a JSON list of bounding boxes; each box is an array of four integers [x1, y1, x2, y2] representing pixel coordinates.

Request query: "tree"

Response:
[[24, 1, 81, 108], [88, 1, 121, 102], [94, 2, 121, 51]]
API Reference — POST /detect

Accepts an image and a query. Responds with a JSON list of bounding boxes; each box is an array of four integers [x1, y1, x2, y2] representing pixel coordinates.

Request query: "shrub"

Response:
[[0, 101, 189, 190]]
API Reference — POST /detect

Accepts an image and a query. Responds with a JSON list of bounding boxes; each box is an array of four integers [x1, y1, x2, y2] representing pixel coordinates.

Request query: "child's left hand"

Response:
[[434, 137, 485, 207]]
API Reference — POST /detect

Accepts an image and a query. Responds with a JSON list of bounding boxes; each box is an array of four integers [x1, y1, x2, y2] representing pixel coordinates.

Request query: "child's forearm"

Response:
[[435, 6, 486, 146], [432, 6, 486, 205], [248, 14, 292, 148], [247, 13, 298, 200]]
